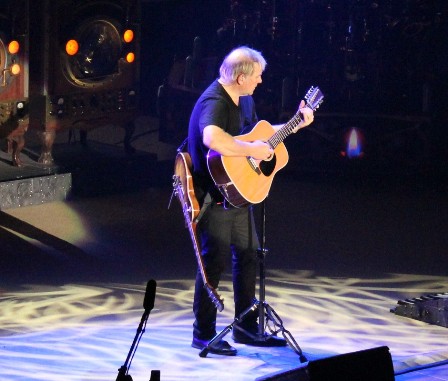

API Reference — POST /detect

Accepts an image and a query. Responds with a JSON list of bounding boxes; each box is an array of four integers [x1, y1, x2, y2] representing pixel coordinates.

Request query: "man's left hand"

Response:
[[293, 100, 314, 132]]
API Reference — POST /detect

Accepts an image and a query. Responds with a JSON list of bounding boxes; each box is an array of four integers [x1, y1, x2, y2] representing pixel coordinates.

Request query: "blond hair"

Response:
[[219, 46, 267, 85]]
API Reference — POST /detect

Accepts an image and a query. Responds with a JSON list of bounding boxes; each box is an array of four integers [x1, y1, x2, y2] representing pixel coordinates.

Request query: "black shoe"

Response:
[[232, 329, 287, 347], [192, 337, 237, 356]]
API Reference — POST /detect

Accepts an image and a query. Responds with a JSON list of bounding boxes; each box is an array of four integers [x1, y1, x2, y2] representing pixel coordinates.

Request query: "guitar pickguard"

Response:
[[259, 155, 277, 177]]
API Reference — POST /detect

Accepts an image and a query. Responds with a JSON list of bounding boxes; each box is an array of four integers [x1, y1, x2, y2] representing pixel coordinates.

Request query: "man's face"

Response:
[[239, 62, 263, 96]]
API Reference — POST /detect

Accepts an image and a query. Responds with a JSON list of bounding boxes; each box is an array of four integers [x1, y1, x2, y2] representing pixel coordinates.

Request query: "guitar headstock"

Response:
[[305, 86, 324, 111], [204, 283, 224, 312]]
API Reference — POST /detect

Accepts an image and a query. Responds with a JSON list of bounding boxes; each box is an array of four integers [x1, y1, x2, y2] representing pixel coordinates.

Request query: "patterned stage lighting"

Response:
[[28, 0, 141, 164], [0, 0, 29, 166]]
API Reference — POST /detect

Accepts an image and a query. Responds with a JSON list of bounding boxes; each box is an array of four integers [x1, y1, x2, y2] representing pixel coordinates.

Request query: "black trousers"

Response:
[[193, 203, 259, 340]]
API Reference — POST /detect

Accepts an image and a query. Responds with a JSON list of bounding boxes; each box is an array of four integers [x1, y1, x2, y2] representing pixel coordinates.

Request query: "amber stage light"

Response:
[[10, 63, 21, 75], [123, 29, 134, 43], [8, 40, 20, 54], [126, 51, 135, 63], [65, 39, 79, 56]]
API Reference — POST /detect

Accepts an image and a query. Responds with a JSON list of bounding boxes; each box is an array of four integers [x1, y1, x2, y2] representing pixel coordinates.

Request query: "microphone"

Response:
[[143, 279, 157, 314]]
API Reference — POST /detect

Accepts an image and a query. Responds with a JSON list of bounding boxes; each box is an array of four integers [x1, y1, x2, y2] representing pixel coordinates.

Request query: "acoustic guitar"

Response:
[[172, 151, 224, 312], [207, 86, 324, 208]]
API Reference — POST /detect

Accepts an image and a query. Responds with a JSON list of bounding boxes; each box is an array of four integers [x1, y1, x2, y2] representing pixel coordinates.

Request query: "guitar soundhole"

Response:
[[259, 154, 276, 176]]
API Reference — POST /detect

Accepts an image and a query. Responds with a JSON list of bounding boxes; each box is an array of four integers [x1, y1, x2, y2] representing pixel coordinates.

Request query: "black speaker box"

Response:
[[391, 292, 448, 327], [256, 346, 395, 381]]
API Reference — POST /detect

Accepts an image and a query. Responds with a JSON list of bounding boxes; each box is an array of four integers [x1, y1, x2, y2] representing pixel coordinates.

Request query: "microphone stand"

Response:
[[116, 311, 149, 381], [251, 200, 307, 363], [199, 301, 259, 358], [116, 285, 160, 381], [199, 200, 307, 362]]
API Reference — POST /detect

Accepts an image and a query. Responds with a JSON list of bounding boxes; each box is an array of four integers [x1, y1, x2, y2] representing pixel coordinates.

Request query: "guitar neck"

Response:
[[268, 111, 303, 149]]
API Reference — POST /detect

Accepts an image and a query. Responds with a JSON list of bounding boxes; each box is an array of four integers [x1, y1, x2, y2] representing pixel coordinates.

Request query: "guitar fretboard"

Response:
[[268, 111, 303, 149]]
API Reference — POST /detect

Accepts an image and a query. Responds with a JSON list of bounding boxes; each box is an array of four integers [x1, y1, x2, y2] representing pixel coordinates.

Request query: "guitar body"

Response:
[[174, 151, 200, 223], [207, 120, 289, 207]]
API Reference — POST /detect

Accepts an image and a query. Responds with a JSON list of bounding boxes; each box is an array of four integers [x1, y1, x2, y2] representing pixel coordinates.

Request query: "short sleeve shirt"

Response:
[[188, 80, 257, 203]]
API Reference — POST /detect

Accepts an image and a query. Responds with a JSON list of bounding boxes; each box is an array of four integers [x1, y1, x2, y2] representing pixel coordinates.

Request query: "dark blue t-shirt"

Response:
[[187, 80, 258, 203]]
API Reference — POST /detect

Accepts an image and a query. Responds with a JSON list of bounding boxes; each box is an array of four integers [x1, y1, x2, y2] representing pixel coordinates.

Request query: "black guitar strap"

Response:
[[194, 192, 211, 224], [176, 137, 188, 153]]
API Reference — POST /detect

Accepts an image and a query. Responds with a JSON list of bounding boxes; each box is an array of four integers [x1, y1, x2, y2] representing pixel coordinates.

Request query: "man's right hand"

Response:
[[249, 140, 274, 161]]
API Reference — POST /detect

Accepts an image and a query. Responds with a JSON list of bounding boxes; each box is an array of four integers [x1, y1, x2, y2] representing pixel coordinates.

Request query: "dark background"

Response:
[[140, 0, 448, 114], [139, 0, 448, 179]]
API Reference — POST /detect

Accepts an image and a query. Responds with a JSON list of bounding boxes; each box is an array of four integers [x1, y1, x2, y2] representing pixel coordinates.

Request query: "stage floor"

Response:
[[1, 269, 448, 380], [1, 116, 448, 380]]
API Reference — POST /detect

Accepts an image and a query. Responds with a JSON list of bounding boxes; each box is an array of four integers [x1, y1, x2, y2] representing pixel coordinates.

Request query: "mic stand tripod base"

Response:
[[199, 300, 259, 358], [232, 304, 308, 363], [115, 311, 161, 380], [116, 366, 133, 381]]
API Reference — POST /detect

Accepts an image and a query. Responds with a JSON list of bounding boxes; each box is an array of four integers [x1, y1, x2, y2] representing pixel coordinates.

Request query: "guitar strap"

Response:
[[194, 192, 211, 224], [177, 137, 188, 152]]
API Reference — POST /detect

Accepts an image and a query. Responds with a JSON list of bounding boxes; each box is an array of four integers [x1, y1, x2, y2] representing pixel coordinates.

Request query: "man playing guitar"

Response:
[[187, 46, 314, 356]]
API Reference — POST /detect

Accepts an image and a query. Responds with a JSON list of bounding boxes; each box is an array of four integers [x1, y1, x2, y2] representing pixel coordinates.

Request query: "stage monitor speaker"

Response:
[[256, 346, 395, 381], [391, 292, 448, 328]]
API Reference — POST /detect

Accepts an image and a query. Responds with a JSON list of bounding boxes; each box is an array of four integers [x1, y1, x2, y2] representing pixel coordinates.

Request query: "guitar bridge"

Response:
[[246, 157, 261, 175]]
